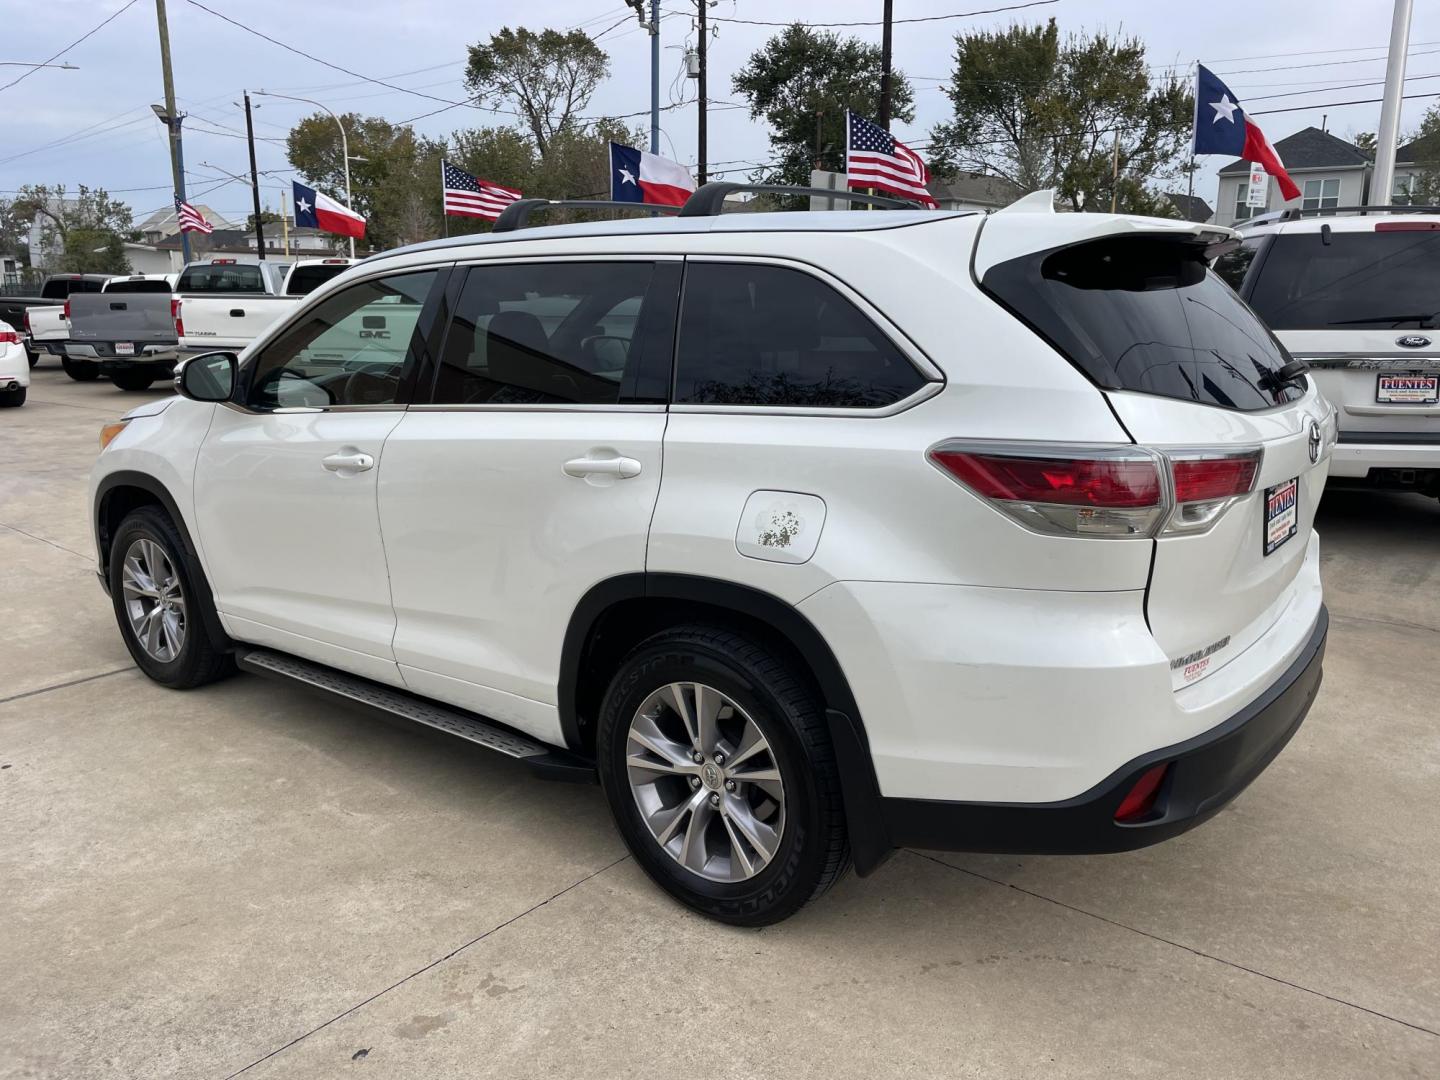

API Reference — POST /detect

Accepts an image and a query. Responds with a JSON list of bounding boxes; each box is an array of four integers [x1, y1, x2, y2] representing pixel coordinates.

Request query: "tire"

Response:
[[27, 350, 38, 368], [62, 357, 100, 382], [110, 369, 156, 392], [109, 506, 233, 689], [596, 624, 850, 926], [0, 386, 24, 407]]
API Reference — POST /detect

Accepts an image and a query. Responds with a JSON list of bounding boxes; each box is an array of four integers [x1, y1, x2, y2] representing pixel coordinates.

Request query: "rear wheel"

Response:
[[0, 386, 24, 407], [110, 369, 156, 392], [62, 357, 100, 382], [27, 349, 38, 368], [109, 506, 232, 688], [596, 624, 850, 926]]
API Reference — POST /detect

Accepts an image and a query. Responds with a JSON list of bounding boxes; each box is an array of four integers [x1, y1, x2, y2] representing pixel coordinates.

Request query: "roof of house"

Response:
[[1397, 133, 1438, 165], [931, 171, 1025, 207], [1165, 193, 1213, 222], [1218, 127, 1371, 175]]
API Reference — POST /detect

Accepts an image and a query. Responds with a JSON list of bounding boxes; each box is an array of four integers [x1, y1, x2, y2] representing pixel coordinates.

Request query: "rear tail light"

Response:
[[0, 330, 20, 344], [172, 298, 184, 339], [1115, 763, 1169, 823], [928, 442, 1264, 539], [63, 299, 71, 321], [21, 310, 31, 333], [1375, 221, 1440, 231]]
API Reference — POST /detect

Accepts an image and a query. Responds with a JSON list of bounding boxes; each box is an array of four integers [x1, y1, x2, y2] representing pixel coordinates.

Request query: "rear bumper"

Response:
[[1330, 431, 1440, 478], [62, 342, 178, 363], [881, 605, 1327, 855]]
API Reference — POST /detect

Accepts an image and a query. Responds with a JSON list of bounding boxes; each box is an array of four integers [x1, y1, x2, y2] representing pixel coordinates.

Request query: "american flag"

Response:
[[442, 160, 522, 221], [175, 196, 214, 234], [845, 111, 937, 208]]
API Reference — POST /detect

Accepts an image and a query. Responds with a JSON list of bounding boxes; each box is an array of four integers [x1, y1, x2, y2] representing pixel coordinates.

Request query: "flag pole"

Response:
[[441, 158, 450, 238], [1187, 61, 1199, 202]]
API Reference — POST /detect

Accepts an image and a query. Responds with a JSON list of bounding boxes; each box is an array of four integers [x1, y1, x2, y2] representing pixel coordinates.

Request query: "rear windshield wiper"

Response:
[[1328, 312, 1440, 328]]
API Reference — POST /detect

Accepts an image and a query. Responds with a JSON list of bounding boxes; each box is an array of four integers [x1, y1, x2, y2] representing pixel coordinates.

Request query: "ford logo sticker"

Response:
[[1397, 335, 1432, 349]]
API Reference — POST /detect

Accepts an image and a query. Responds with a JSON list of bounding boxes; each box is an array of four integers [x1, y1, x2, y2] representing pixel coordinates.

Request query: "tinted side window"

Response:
[[286, 264, 349, 295], [431, 261, 676, 405], [674, 263, 925, 408], [246, 271, 436, 410], [1213, 237, 1266, 291], [982, 236, 1303, 412]]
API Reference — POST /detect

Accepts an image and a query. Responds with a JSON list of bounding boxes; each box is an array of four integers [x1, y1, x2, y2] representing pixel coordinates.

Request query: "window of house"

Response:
[[1392, 175, 1416, 206], [1301, 177, 1340, 211], [1233, 182, 1262, 222], [430, 261, 678, 406], [246, 270, 436, 410], [673, 263, 926, 408]]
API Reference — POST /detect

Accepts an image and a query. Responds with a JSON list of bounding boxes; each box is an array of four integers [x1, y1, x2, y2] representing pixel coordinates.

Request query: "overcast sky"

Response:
[[3, 0, 1437, 224]]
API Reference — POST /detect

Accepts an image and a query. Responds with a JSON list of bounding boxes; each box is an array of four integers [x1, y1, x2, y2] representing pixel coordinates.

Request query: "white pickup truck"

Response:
[[175, 256, 354, 356], [42, 275, 175, 382]]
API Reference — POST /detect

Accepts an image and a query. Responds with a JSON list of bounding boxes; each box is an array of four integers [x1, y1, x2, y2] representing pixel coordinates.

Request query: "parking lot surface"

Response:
[[4, 364, 1438, 1079]]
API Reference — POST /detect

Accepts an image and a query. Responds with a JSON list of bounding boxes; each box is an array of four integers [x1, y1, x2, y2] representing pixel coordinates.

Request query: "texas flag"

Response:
[[292, 180, 366, 239], [609, 142, 695, 206], [1193, 64, 1300, 202]]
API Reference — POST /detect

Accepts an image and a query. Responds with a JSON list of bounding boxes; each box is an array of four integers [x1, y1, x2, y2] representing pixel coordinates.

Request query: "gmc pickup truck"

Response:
[[63, 277, 178, 390], [1, 274, 111, 366], [174, 256, 353, 356]]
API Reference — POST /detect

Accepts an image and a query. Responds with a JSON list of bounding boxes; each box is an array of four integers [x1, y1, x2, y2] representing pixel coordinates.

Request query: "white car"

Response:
[[0, 319, 29, 406], [1225, 206, 1440, 499], [89, 185, 1332, 925]]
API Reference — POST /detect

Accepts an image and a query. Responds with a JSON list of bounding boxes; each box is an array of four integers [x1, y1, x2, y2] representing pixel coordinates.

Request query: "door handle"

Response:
[[563, 456, 642, 479], [230, 308, 245, 317], [322, 451, 374, 473]]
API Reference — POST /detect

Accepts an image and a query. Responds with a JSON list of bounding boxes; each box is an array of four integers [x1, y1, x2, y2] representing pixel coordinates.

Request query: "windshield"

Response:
[[1246, 229, 1440, 329], [983, 235, 1304, 412]]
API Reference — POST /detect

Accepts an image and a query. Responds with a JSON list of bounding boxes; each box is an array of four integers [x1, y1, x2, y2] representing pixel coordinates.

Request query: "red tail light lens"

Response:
[[0, 330, 20, 345], [63, 299, 71, 321], [1376, 221, 1440, 231], [172, 298, 184, 339], [1115, 763, 1169, 823], [1171, 455, 1260, 502], [22, 310, 31, 332]]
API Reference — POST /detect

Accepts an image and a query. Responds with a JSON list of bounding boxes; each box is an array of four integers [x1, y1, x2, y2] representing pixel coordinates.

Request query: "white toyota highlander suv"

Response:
[[89, 185, 1332, 925]]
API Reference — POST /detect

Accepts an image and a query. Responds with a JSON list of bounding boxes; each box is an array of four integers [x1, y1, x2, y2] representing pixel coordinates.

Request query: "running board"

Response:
[[235, 648, 596, 783]]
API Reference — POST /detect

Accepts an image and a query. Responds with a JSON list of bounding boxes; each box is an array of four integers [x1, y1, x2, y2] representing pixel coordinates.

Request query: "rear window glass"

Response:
[[982, 236, 1304, 412], [285, 264, 349, 295], [41, 277, 102, 299], [177, 263, 265, 293], [1245, 230, 1440, 330], [104, 279, 171, 294], [674, 263, 926, 408]]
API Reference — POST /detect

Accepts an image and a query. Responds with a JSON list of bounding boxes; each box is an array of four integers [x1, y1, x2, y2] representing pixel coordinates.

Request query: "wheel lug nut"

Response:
[[724, 779, 736, 792], [713, 752, 725, 766], [690, 776, 701, 789], [691, 751, 704, 764], [709, 792, 721, 807]]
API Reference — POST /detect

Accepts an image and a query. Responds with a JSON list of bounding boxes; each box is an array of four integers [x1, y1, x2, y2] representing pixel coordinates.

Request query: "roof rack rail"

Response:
[[679, 181, 920, 217], [491, 199, 681, 233], [1275, 204, 1440, 221]]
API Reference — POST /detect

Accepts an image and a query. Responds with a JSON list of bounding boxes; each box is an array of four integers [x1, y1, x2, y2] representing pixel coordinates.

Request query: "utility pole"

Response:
[[243, 92, 266, 259], [650, 0, 661, 155], [1372, 0, 1414, 206], [153, 0, 190, 264], [877, 0, 894, 129], [696, 0, 707, 183]]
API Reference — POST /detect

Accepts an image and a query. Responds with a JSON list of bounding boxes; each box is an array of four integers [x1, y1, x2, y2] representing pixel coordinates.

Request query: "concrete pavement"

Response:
[[3, 364, 1437, 1078]]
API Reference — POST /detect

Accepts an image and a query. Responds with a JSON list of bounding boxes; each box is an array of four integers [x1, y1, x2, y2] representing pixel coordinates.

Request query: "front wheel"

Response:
[[596, 625, 850, 926], [109, 506, 233, 688], [62, 357, 100, 382], [110, 368, 157, 392]]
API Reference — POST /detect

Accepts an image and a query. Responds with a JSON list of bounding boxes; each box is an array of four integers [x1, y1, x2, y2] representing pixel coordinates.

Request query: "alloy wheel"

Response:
[[625, 682, 786, 883], [122, 538, 186, 662]]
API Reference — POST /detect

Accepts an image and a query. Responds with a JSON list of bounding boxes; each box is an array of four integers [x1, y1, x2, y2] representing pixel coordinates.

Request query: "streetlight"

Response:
[[253, 89, 360, 258], [0, 61, 79, 69]]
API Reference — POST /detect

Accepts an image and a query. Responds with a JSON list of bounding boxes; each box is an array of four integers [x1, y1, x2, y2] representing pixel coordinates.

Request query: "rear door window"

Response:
[[673, 262, 926, 408], [1244, 229, 1440, 330], [286, 264, 350, 295], [429, 261, 678, 405], [982, 236, 1304, 411]]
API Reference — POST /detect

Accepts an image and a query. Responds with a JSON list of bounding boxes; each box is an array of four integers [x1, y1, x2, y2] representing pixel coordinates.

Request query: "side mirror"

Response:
[[174, 351, 237, 402]]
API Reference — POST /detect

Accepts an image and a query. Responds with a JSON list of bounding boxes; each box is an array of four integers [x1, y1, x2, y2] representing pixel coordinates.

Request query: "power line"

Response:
[[0, 0, 141, 95], [1250, 89, 1440, 117], [708, 0, 1057, 27]]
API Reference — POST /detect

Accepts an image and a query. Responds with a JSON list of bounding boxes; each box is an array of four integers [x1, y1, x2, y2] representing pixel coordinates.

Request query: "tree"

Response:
[[12, 184, 133, 273], [246, 210, 280, 234], [1402, 105, 1440, 203], [464, 28, 610, 159], [927, 20, 1193, 213], [286, 114, 444, 250], [1349, 130, 1378, 155], [732, 24, 915, 186]]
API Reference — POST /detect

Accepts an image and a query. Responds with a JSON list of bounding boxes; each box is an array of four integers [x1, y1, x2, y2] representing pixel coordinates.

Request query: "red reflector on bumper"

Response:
[[1115, 763, 1169, 823]]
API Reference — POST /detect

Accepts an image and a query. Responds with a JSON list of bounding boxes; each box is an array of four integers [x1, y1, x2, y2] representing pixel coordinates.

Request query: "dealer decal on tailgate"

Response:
[[1263, 476, 1299, 557]]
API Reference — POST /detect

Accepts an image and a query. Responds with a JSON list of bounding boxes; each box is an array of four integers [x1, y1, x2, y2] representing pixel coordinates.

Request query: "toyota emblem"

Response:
[[1307, 419, 1322, 465], [1397, 335, 1432, 349]]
